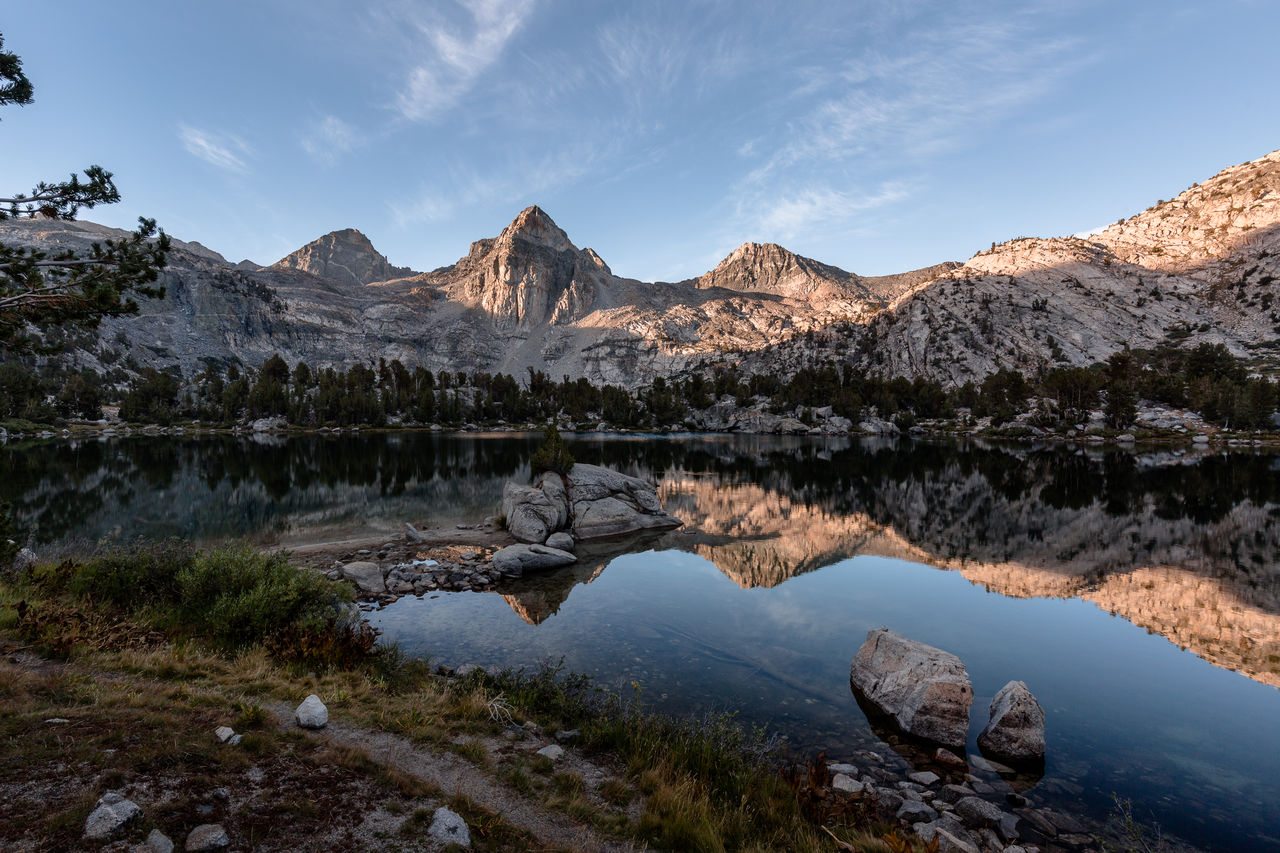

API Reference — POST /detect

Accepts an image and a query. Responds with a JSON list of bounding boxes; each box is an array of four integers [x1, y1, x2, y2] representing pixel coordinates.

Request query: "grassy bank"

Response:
[[0, 542, 922, 852]]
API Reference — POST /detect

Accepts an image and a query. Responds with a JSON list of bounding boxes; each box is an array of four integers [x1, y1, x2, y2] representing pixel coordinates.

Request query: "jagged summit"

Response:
[[271, 228, 416, 287], [498, 205, 576, 253]]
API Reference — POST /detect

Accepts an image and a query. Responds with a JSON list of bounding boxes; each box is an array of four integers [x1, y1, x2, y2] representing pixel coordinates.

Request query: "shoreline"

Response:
[[6, 418, 1280, 449]]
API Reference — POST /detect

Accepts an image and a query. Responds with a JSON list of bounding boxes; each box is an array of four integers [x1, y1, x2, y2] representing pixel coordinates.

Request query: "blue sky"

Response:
[[4, 1, 1279, 281]]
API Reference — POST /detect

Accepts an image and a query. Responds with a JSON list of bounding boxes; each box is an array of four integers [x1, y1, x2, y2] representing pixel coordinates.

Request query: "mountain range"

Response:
[[2, 148, 1278, 386]]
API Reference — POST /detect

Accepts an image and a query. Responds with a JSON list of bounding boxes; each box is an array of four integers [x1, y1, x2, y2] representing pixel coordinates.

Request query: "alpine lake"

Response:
[[5, 430, 1279, 852]]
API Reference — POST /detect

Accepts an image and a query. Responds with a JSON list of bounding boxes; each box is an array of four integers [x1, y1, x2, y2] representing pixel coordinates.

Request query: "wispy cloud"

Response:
[[389, 134, 614, 227], [392, 0, 536, 122], [725, 6, 1092, 246], [178, 125, 251, 173], [755, 183, 912, 240], [301, 115, 361, 165]]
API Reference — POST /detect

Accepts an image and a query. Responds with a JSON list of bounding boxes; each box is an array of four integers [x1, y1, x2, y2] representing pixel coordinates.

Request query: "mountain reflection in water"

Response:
[[4, 432, 1278, 687]]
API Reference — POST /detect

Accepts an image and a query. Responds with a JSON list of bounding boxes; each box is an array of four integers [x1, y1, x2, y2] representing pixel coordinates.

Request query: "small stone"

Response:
[[536, 744, 565, 760], [427, 807, 471, 848], [143, 828, 174, 853], [454, 663, 482, 678], [897, 800, 939, 823], [213, 726, 235, 743], [934, 747, 967, 770], [997, 812, 1021, 842], [873, 788, 904, 813], [460, 550, 478, 561], [227, 734, 242, 745], [827, 762, 859, 776], [954, 796, 1005, 829], [295, 694, 328, 729], [43, 718, 70, 724], [83, 792, 142, 839], [831, 773, 864, 794], [908, 770, 941, 786], [185, 823, 229, 851], [555, 729, 581, 743], [938, 783, 974, 804], [545, 532, 575, 552]]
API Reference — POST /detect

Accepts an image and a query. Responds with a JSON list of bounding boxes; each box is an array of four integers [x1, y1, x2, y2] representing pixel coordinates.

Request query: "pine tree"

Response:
[[0, 34, 169, 350]]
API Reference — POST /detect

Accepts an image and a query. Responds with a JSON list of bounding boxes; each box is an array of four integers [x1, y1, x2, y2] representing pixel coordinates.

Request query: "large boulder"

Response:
[[566, 463, 681, 540], [340, 560, 385, 594], [850, 628, 973, 749], [502, 472, 569, 544], [491, 544, 577, 576], [977, 681, 1045, 761]]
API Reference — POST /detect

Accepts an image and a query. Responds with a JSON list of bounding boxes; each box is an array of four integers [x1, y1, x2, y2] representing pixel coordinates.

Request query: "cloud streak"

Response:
[[301, 115, 361, 165], [393, 0, 536, 122], [178, 125, 251, 173]]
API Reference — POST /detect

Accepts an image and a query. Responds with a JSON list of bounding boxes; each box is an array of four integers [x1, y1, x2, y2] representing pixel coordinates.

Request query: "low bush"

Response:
[[24, 540, 368, 665]]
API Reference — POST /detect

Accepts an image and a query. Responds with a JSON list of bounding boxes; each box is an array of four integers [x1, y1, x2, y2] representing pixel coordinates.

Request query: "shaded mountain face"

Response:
[[3, 148, 1278, 386], [840, 148, 1280, 383], [270, 228, 417, 287]]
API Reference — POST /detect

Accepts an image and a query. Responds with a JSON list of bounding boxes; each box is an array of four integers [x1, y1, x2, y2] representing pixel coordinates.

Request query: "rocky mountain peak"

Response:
[[271, 228, 416, 287], [434, 206, 606, 329], [498, 205, 576, 253]]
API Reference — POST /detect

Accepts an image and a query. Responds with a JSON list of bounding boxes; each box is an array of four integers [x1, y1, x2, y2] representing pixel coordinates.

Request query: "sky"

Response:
[[4, 1, 1280, 282]]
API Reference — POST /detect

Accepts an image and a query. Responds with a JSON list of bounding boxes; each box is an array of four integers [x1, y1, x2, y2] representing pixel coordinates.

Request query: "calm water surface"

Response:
[[5, 432, 1279, 852]]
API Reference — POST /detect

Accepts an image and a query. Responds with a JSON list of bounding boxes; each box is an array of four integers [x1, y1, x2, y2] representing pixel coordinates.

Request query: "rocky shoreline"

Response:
[[290, 524, 1142, 853], [4, 402, 1278, 449]]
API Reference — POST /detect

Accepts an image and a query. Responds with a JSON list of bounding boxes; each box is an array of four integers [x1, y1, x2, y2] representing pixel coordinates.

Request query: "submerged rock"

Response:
[[850, 628, 973, 749], [492, 544, 576, 576], [978, 681, 1045, 761]]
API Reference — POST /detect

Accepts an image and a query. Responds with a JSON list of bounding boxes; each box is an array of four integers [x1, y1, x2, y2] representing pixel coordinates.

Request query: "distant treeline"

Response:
[[0, 339, 1276, 431]]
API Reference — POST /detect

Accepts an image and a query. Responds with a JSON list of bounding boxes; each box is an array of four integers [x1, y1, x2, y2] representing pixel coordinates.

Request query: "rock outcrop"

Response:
[[977, 681, 1046, 761], [850, 628, 974, 749], [502, 473, 569, 544], [566, 463, 682, 540]]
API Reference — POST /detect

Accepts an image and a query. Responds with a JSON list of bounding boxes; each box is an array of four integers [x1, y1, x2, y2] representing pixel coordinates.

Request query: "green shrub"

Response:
[[60, 539, 194, 610], [173, 544, 350, 649]]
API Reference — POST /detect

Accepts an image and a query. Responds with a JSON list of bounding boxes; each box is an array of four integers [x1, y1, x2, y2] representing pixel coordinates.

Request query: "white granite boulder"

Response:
[[295, 694, 328, 729], [977, 680, 1045, 761], [850, 628, 973, 749]]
